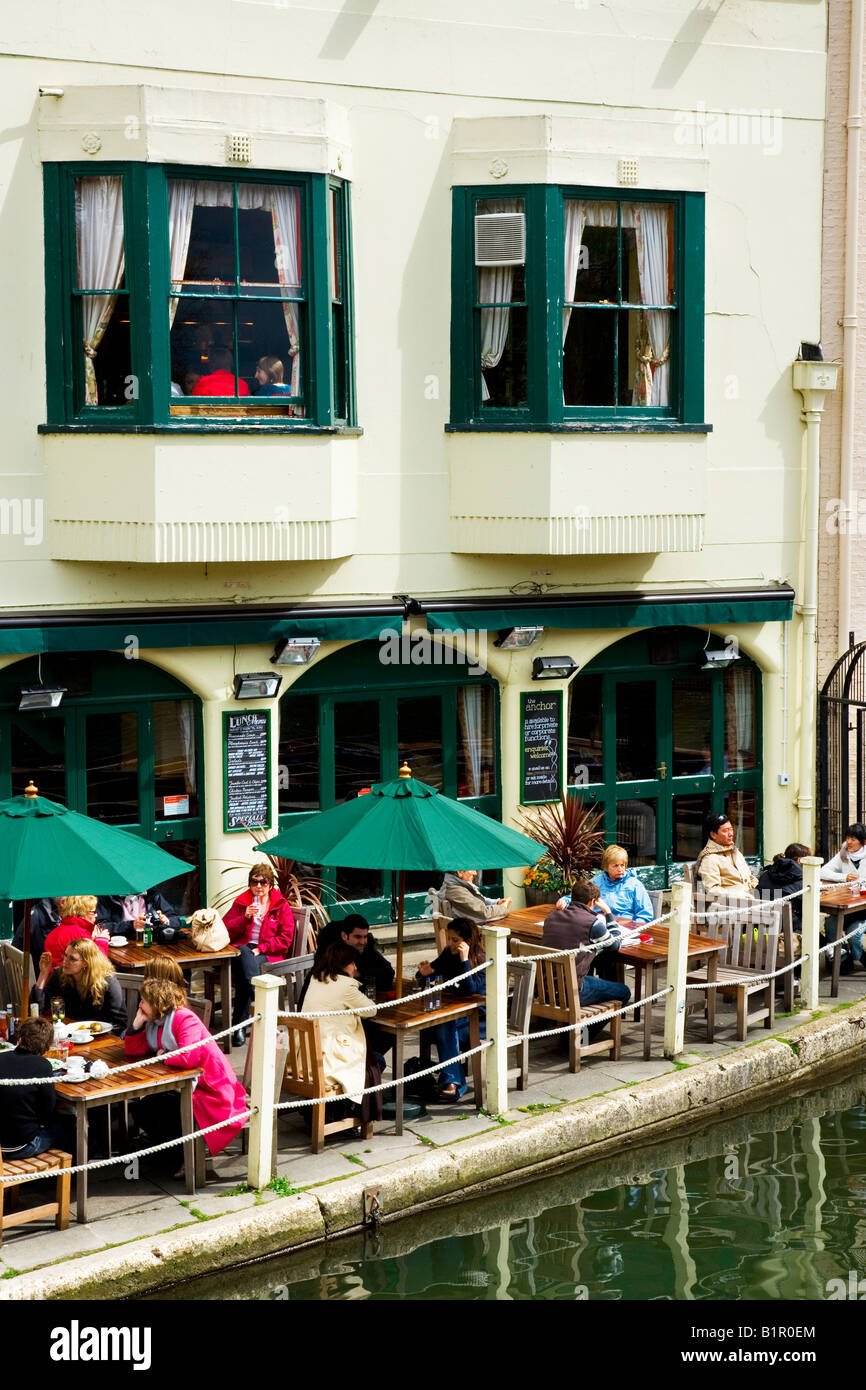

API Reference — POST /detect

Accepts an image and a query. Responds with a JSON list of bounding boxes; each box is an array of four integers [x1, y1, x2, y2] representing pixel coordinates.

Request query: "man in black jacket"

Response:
[[12, 898, 62, 967], [0, 1016, 71, 1158]]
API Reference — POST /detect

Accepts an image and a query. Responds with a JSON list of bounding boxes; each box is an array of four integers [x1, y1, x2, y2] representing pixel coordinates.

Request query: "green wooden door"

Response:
[[277, 643, 501, 925], [568, 629, 762, 889]]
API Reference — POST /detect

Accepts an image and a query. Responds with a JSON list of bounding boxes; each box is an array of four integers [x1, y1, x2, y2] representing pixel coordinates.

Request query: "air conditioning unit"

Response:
[[474, 212, 526, 266]]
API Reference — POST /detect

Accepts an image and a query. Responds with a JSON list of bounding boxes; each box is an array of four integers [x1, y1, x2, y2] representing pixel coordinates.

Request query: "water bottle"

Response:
[[430, 975, 442, 1011]]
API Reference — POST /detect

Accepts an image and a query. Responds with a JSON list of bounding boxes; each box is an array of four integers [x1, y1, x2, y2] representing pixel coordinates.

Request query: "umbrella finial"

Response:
[[24, 781, 38, 798], [398, 762, 412, 779]]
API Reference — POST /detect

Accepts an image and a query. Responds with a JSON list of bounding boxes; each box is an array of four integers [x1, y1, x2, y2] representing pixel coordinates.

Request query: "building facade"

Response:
[[0, 1, 829, 923]]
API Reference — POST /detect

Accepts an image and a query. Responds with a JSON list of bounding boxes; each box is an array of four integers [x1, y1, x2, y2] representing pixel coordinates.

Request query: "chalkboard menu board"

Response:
[[223, 710, 272, 831], [520, 690, 563, 804]]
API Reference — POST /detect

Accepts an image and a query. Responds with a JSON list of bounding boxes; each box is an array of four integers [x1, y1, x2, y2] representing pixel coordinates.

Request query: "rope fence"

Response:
[[0, 1108, 256, 1184], [0, 1015, 262, 1087], [288, 959, 493, 1021]]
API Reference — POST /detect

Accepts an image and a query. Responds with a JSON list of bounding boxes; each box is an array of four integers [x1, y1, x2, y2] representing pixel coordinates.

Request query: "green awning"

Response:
[[0, 614, 396, 655], [425, 597, 794, 633], [270, 616, 394, 642]]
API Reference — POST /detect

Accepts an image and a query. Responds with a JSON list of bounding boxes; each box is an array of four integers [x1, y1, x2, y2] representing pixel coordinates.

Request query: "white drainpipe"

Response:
[[839, 0, 865, 651], [794, 360, 840, 844]]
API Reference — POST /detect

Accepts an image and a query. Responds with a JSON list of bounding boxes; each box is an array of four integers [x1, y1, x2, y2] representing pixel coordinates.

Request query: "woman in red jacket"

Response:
[[43, 895, 111, 969], [223, 862, 295, 1037]]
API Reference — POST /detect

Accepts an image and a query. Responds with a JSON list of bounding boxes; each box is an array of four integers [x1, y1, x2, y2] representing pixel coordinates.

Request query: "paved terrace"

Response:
[[2, 944, 864, 1279]]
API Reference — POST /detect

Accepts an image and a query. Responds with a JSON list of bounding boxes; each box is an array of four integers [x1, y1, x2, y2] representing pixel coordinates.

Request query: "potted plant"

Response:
[[516, 795, 605, 905]]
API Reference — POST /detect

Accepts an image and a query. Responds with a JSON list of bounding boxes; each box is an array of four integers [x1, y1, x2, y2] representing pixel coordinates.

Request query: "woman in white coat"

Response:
[[302, 941, 384, 1122]]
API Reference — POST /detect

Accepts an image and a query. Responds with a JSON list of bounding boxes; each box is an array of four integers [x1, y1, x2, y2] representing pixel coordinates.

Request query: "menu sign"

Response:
[[520, 691, 563, 804], [223, 710, 271, 831]]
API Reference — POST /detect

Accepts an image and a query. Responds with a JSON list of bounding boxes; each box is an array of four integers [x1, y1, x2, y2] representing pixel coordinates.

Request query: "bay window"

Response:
[[44, 164, 355, 430]]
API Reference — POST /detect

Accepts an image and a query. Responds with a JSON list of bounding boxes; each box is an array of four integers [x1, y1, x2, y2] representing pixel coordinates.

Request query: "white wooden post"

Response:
[[248, 973, 281, 1190], [800, 856, 823, 1012], [663, 880, 692, 1059], [481, 923, 510, 1116]]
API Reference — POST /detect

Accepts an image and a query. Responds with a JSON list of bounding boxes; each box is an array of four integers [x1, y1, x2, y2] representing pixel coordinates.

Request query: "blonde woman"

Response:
[[43, 895, 110, 969], [557, 845, 654, 924], [32, 936, 127, 1030]]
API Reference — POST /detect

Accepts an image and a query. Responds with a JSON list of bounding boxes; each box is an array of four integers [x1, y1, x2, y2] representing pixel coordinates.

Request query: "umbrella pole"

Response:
[[396, 870, 405, 999], [19, 899, 31, 1023]]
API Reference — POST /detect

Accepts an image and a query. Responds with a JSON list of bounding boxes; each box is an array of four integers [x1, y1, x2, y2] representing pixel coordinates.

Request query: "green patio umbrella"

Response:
[[261, 763, 544, 994], [0, 782, 192, 1020]]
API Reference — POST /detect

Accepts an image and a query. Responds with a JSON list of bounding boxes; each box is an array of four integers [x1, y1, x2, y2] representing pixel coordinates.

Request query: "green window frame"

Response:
[[449, 184, 706, 431], [43, 163, 356, 432]]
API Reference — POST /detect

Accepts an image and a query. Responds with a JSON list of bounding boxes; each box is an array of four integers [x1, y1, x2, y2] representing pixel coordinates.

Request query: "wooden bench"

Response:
[[0, 1147, 71, 1245], [510, 940, 622, 1072]]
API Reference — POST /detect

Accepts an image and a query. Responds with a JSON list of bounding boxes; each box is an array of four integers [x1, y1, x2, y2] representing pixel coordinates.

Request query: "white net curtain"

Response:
[[478, 197, 522, 402], [167, 179, 303, 397], [74, 176, 126, 406], [563, 200, 673, 406]]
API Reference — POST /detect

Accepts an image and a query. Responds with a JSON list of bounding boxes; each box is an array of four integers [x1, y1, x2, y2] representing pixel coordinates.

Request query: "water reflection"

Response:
[[151, 1070, 866, 1302]]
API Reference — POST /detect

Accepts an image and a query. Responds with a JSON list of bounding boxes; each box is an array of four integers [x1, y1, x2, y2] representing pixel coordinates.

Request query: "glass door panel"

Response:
[[334, 700, 380, 802], [672, 794, 713, 863], [568, 674, 603, 785], [86, 711, 139, 824], [10, 714, 67, 802], [153, 699, 199, 819], [615, 682, 657, 783], [456, 685, 496, 797], [672, 678, 712, 777], [724, 666, 758, 771], [725, 788, 759, 856], [278, 693, 320, 815], [333, 700, 382, 909], [615, 799, 658, 866], [398, 696, 443, 789]]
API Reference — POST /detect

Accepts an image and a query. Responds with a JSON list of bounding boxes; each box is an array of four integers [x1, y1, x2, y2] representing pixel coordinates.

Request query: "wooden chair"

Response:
[[277, 1013, 373, 1154], [647, 889, 663, 920], [510, 940, 622, 1072], [426, 889, 452, 954], [506, 956, 536, 1091], [264, 953, 315, 1012], [0, 942, 33, 1011], [186, 995, 213, 1030], [687, 904, 780, 1040], [288, 906, 317, 959], [113, 971, 143, 1028], [0, 1147, 71, 1246]]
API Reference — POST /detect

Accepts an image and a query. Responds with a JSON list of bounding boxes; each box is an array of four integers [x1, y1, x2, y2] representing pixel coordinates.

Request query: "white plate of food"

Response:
[[66, 1020, 113, 1040]]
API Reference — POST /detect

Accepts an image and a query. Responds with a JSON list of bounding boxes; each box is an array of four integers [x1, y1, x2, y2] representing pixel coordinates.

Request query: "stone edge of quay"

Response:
[[3, 1000, 865, 1300]]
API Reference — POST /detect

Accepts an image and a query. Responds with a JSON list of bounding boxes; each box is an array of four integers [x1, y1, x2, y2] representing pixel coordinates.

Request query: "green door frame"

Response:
[[570, 647, 763, 889], [0, 693, 205, 936], [278, 678, 502, 925]]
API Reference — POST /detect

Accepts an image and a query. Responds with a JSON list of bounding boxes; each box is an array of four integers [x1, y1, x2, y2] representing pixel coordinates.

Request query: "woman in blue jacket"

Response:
[[592, 845, 654, 923], [558, 845, 654, 924], [416, 917, 485, 1101]]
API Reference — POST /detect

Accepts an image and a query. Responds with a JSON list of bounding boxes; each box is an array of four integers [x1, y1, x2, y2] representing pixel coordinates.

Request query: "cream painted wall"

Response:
[[0, 1, 828, 875]]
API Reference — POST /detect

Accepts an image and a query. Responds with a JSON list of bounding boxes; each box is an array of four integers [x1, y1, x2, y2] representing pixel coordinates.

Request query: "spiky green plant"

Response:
[[515, 794, 605, 888]]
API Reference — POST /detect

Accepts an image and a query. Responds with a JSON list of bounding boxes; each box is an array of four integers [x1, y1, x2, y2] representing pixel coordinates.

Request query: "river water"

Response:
[[154, 1067, 866, 1302]]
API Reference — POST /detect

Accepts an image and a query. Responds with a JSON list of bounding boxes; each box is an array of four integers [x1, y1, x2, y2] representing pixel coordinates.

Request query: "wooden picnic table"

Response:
[[500, 904, 727, 1059], [54, 1032, 201, 1224], [107, 933, 238, 1053], [819, 884, 866, 996], [372, 995, 484, 1136]]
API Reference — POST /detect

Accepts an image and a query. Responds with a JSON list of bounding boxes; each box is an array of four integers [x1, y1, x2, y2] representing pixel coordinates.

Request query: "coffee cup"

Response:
[[65, 1060, 86, 1080]]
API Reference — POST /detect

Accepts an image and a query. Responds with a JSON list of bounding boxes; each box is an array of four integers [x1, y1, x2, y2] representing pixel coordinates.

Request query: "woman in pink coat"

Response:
[[123, 977, 248, 1157]]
